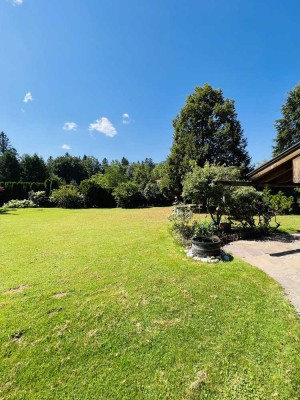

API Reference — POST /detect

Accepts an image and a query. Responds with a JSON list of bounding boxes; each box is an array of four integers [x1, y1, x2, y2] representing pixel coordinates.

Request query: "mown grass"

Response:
[[0, 207, 300, 399]]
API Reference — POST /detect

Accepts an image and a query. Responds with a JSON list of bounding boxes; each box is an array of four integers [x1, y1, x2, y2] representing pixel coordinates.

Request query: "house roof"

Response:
[[247, 141, 300, 185]]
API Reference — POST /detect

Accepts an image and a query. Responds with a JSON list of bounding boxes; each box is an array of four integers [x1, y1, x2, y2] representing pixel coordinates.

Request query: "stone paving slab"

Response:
[[224, 233, 300, 314]]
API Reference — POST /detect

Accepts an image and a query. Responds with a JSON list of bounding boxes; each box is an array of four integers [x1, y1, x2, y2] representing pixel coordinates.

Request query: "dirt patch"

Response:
[[87, 329, 98, 337], [188, 370, 207, 393], [52, 292, 69, 299], [4, 285, 29, 295]]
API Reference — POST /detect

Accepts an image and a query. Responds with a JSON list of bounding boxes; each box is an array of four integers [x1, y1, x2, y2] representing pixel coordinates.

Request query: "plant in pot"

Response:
[[181, 163, 241, 257]]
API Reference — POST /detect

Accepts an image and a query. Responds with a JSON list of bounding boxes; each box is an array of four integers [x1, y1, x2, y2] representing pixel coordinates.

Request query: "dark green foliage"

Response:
[[168, 84, 251, 194], [50, 185, 85, 208], [0, 131, 17, 155], [82, 155, 101, 177], [20, 153, 48, 182], [0, 181, 46, 206], [44, 178, 60, 195], [121, 157, 129, 166], [144, 182, 169, 206], [113, 182, 145, 208], [79, 179, 116, 208], [49, 153, 88, 183], [273, 84, 300, 156], [0, 151, 21, 181]]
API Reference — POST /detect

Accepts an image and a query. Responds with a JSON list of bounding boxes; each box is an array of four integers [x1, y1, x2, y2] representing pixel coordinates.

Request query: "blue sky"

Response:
[[1, 0, 300, 165]]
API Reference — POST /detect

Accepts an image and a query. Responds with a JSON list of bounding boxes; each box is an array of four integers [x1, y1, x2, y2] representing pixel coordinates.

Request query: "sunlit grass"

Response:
[[1, 208, 300, 399]]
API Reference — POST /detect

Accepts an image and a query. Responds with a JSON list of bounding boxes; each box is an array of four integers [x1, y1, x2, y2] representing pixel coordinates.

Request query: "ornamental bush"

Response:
[[28, 190, 50, 207], [228, 187, 294, 234], [3, 199, 36, 208], [50, 185, 84, 209], [168, 206, 198, 244]]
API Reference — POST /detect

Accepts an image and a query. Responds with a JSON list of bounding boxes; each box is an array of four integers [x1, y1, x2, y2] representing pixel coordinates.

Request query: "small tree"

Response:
[[182, 163, 241, 227]]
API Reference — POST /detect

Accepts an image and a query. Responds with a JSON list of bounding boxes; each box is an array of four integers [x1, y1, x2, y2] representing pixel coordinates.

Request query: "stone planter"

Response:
[[191, 236, 221, 257]]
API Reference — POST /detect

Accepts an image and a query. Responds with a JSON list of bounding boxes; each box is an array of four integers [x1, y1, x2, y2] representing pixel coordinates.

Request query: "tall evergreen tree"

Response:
[[20, 154, 48, 182], [0, 151, 21, 181], [167, 84, 251, 194], [273, 84, 300, 156], [0, 131, 17, 155]]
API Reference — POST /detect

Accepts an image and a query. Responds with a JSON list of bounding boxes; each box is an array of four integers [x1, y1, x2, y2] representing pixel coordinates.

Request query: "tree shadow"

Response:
[[0, 208, 18, 216], [261, 233, 300, 244], [270, 249, 300, 257]]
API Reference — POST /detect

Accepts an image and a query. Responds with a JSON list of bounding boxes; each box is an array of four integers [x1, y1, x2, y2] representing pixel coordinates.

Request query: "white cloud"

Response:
[[122, 113, 130, 124], [89, 117, 117, 137], [11, 0, 23, 5], [61, 144, 71, 150], [23, 92, 32, 103], [63, 122, 77, 131]]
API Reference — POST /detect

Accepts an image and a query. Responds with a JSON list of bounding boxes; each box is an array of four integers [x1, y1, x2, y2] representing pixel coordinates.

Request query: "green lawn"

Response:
[[1, 207, 300, 399]]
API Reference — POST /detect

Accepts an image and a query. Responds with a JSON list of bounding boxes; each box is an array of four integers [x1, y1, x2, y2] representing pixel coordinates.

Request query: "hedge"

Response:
[[0, 182, 46, 206]]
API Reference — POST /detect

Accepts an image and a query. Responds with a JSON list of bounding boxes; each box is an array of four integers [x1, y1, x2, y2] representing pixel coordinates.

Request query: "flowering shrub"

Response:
[[28, 190, 50, 207], [3, 199, 36, 208], [168, 207, 198, 244]]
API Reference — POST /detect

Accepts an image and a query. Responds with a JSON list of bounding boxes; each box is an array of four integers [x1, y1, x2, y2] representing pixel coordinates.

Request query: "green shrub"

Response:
[[228, 187, 294, 234], [28, 190, 50, 207], [79, 179, 116, 208], [113, 182, 145, 208], [3, 199, 36, 208], [50, 185, 84, 209]]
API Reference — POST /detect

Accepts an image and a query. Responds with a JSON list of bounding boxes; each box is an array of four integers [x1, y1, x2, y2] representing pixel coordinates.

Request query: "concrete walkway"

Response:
[[224, 233, 300, 314]]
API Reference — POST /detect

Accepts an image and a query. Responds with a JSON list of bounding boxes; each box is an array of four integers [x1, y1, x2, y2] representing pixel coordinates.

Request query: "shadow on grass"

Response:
[[0, 208, 19, 216]]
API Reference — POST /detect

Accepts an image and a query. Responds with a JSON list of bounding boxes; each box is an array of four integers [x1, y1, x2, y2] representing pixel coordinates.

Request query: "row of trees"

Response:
[[1, 82, 299, 207]]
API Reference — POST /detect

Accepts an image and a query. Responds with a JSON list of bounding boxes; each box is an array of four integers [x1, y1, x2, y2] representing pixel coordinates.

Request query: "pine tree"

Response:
[[167, 84, 251, 194]]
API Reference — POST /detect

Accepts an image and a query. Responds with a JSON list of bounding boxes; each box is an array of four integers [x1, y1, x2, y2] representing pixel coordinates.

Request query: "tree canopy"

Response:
[[273, 84, 300, 156], [167, 84, 251, 194], [20, 154, 48, 182]]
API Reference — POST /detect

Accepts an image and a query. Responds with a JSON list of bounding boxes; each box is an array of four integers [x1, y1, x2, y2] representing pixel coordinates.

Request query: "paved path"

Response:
[[224, 233, 300, 314]]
